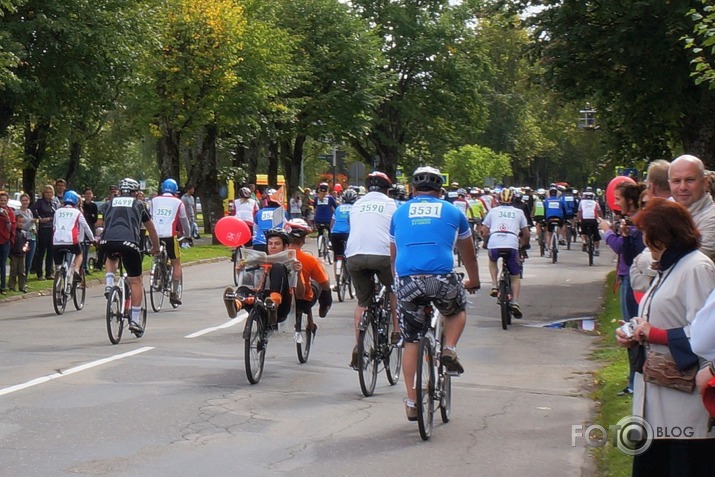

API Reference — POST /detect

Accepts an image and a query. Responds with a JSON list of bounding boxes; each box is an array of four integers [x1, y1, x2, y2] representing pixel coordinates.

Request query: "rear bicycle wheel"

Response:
[[295, 312, 313, 364], [539, 232, 545, 257], [324, 240, 333, 264], [336, 260, 344, 302], [232, 247, 243, 286], [566, 225, 572, 250], [357, 317, 378, 397], [53, 270, 67, 315], [72, 269, 86, 310], [439, 361, 452, 423], [588, 236, 594, 266], [149, 262, 164, 312], [170, 272, 183, 309], [551, 233, 558, 263], [385, 345, 402, 385], [244, 310, 267, 384], [106, 286, 124, 344], [499, 278, 510, 330], [416, 336, 435, 441]]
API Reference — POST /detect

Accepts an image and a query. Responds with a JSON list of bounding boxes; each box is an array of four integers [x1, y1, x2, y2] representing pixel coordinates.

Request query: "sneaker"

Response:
[[129, 320, 144, 334], [309, 322, 318, 336], [510, 301, 523, 319], [73, 271, 82, 283], [170, 292, 182, 306], [594, 250, 600, 256], [558, 238, 566, 246], [405, 403, 418, 422], [319, 303, 330, 318], [223, 287, 238, 318], [441, 348, 464, 374], [617, 387, 633, 396], [349, 345, 358, 370], [545, 250, 551, 258], [490, 287, 498, 297], [104, 286, 112, 298], [45, 275, 53, 281], [582, 243, 587, 252], [391, 331, 401, 345], [20, 287, 28, 293]]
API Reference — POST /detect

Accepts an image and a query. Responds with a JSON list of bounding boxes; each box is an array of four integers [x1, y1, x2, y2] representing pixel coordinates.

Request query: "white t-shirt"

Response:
[[151, 194, 187, 238], [482, 205, 527, 250], [345, 191, 397, 257]]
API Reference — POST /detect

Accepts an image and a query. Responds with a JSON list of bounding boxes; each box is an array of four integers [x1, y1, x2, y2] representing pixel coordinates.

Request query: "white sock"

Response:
[[105, 273, 115, 288], [131, 306, 141, 323]]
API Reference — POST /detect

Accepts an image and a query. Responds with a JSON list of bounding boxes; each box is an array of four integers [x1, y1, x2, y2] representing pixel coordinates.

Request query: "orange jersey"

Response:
[[295, 248, 329, 301]]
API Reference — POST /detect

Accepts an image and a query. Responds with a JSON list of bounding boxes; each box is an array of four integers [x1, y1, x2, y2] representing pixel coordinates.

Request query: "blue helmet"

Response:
[[162, 178, 178, 194], [62, 190, 81, 206]]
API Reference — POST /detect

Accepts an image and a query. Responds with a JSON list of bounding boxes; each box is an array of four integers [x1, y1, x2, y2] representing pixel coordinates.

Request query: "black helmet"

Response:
[[366, 171, 392, 192], [411, 166, 443, 192], [264, 227, 289, 245]]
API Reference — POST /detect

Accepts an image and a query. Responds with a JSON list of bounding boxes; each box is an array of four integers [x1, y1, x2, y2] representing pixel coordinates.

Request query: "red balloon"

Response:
[[605, 176, 636, 212], [214, 216, 252, 247]]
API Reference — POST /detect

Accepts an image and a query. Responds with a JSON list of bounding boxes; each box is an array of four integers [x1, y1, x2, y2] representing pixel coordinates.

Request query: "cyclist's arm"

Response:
[[143, 218, 160, 254], [519, 226, 530, 247], [78, 213, 95, 243], [177, 203, 191, 238], [456, 234, 480, 291]]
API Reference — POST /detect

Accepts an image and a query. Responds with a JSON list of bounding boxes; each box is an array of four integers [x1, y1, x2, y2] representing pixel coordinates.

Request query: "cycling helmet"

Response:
[[161, 178, 178, 194], [457, 188, 467, 197], [62, 190, 80, 206], [514, 190, 523, 199], [499, 188, 514, 204], [239, 187, 251, 199], [342, 188, 358, 204], [585, 186, 593, 193], [119, 178, 140, 195], [264, 188, 277, 198], [583, 192, 595, 199], [284, 218, 312, 238], [395, 184, 408, 200], [264, 227, 290, 245], [333, 183, 343, 192], [450, 181, 459, 188], [318, 182, 329, 192], [366, 171, 392, 191], [411, 166, 443, 192]]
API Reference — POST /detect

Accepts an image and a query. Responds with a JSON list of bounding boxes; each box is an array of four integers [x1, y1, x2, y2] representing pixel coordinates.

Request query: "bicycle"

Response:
[[316, 228, 333, 264], [230, 248, 300, 383], [334, 254, 354, 302], [414, 298, 456, 440], [52, 248, 86, 315], [495, 250, 514, 330], [565, 220, 572, 250], [148, 241, 183, 312], [548, 218, 560, 264], [537, 220, 546, 257], [105, 256, 148, 344], [356, 275, 401, 397]]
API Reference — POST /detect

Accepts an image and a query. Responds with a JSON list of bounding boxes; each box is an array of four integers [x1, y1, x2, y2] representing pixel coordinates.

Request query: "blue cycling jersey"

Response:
[[563, 195, 576, 216], [253, 207, 287, 245], [544, 196, 567, 219], [331, 203, 351, 234], [313, 195, 337, 224], [390, 195, 471, 276]]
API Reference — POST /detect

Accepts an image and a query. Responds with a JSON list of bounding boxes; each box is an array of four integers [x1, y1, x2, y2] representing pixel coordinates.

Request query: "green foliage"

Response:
[[684, 1, 715, 90], [443, 144, 512, 186]]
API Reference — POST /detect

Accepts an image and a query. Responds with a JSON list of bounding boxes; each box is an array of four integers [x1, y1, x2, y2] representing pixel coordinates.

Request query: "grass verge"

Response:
[[591, 271, 633, 476]]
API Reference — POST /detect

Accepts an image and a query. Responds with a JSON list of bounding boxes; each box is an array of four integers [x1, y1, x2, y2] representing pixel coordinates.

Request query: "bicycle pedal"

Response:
[[445, 370, 461, 377]]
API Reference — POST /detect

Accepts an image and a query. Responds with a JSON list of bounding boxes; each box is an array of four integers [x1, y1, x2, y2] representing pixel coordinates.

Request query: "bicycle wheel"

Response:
[[416, 336, 435, 441], [551, 233, 558, 264], [149, 261, 165, 312], [385, 345, 402, 385], [295, 313, 313, 364], [566, 225, 572, 250], [232, 247, 243, 286], [171, 273, 183, 309], [324, 240, 333, 264], [72, 269, 86, 310], [439, 362, 452, 423], [52, 270, 67, 315], [539, 232, 545, 257], [336, 260, 345, 302], [106, 286, 124, 345], [499, 277, 510, 330], [138, 287, 148, 336], [357, 317, 378, 397], [347, 274, 355, 299], [244, 310, 267, 384], [588, 236, 594, 266], [317, 235, 323, 258]]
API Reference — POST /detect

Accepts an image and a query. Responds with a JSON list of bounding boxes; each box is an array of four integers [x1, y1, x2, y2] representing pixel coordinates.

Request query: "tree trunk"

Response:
[[67, 139, 82, 189], [156, 122, 181, 183], [22, 119, 51, 203], [193, 123, 222, 236], [267, 141, 279, 187], [681, 97, 715, 169]]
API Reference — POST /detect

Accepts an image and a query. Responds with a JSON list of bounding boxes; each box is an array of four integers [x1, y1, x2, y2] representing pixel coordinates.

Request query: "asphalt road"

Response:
[[0, 239, 614, 477]]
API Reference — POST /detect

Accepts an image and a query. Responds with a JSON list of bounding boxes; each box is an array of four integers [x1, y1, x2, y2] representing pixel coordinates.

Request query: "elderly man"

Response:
[[668, 154, 715, 261]]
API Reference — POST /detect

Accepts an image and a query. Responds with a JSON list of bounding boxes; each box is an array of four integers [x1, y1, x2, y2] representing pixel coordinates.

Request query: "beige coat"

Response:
[[689, 193, 715, 262], [633, 250, 715, 439]]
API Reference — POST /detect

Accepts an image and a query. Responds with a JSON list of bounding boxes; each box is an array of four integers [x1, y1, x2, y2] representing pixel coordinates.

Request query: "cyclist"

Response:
[[284, 218, 332, 333], [313, 183, 337, 251], [445, 181, 460, 203], [330, 188, 356, 275], [251, 189, 287, 253], [532, 189, 546, 243], [578, 189, 601, 256], [101, 178, 160, 334], [224, 228, 306, 325], [563, 188, 577, 242], [232, 186, 260, 247], [452, 188, 469, 217], [52, 190, 96, 282], [543, 185, 567, 256], [345, 172, 398, 369], [151, 178, 191, 306], [482, 189, 530, 318], [390, 166, 480, 421]]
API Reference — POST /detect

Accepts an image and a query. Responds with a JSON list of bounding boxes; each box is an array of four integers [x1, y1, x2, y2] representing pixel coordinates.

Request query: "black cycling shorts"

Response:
[[99, 241, 143, 277]]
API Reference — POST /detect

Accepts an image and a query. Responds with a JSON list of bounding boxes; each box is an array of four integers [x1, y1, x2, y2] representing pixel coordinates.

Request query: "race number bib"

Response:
[[408, 202, 442, 218], [357, 201, 386, 214], [497, 209, 516, 219], [112, 197, 134, 208], [548, 201, 561, 209], [56, 210, 74, 219], [154, 207, 173, 218]]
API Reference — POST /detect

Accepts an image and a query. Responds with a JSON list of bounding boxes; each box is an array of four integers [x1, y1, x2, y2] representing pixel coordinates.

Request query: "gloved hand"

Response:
[[318, 288, 332, 318]]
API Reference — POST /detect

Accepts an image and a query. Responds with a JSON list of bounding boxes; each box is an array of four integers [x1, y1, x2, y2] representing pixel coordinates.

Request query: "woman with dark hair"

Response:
[[599, 181, 647, 395], [31, 185, 57, 280], [616, 198, 715, 477]]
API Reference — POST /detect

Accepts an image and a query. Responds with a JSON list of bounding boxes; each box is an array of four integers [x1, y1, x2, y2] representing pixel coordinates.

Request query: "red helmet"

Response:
[[366, 171, 392, 191]]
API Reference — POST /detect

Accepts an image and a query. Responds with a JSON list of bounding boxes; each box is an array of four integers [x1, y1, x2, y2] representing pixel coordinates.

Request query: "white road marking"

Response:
[[184, 312, 247, 338], [0, 346, 155, 397]]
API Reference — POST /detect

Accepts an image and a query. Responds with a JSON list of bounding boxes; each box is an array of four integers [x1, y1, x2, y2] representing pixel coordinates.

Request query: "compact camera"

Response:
[[619, 321, 635, 339]]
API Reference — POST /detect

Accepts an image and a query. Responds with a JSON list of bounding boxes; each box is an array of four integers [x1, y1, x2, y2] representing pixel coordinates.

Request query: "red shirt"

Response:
[[0, 206, 16, 245]]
